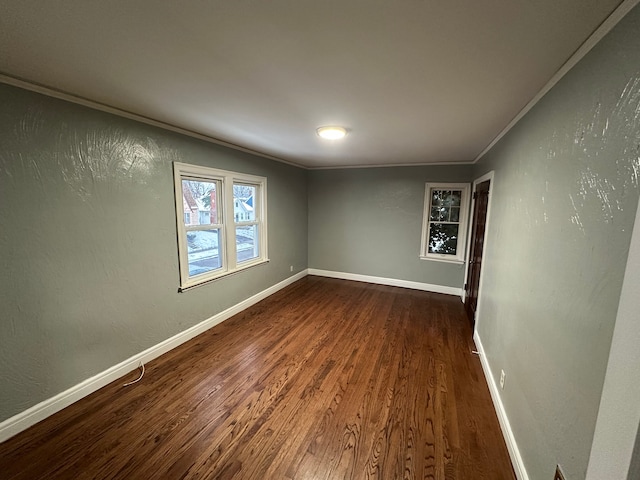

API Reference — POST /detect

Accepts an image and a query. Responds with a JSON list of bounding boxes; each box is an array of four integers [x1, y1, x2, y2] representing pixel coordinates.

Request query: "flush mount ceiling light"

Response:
[[316, 126, 347, 140]]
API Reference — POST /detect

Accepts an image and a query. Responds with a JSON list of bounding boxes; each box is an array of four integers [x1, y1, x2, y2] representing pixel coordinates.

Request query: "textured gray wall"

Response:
[[308, 166, 473, 288], [473, 6, 640, 480], [0, 84, 308, 422]]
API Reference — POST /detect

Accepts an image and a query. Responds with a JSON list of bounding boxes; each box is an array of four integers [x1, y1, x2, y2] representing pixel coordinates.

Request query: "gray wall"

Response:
[[585, 187, 640, 479], [308, 166, 473, 288], [0, 84, 308, 422], [629, 425, 640, 480], [473, 5, 640, 480]]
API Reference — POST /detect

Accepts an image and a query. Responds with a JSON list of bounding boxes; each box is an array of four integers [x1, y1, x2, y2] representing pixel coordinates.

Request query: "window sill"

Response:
[[179, 258, 270, 292], [419, 255, 465, 265]]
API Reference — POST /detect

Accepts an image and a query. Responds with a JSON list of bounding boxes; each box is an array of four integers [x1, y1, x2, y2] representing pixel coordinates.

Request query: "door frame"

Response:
[[462, 170, 495, 333]]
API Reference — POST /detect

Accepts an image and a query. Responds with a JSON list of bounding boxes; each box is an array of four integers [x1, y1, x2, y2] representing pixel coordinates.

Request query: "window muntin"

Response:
[[420, 183, 470, 263], [174, 163, 268, 289]]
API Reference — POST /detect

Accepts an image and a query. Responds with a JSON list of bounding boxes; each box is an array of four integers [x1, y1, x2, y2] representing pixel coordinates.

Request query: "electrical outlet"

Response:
[[500, 370, 506, 389], [290, 265, 293, 272], [554, 465, 566, 480]]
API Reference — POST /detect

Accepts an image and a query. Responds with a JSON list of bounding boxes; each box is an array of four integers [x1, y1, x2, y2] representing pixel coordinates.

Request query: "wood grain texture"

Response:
[[0, 276, 515, 479]]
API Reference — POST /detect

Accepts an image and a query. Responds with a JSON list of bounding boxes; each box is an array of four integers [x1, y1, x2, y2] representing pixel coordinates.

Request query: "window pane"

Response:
[[430, 206, 448, 221], [186, 229, 222, 276], [233, 184, 256, 222], [236, 225, 258, 262], [450, 207, 460, 222], [431, 189, 443, 206], [428, 223, 459, 255], [443, 190, 462, 207], [182, 179, 219, 225]]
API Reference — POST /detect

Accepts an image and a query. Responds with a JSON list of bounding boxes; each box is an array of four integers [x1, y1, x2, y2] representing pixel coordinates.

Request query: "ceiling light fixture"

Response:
[[316, 126, 347, 140]]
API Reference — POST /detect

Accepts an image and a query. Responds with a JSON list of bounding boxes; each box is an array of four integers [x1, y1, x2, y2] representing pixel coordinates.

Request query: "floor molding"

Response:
[[0, 270, 307, 443], [473, 331, 530, 480], [308, 268, 462, 297]]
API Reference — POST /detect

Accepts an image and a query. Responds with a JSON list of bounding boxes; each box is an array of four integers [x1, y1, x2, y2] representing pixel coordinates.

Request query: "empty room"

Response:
[[1, 1, 639, 479]]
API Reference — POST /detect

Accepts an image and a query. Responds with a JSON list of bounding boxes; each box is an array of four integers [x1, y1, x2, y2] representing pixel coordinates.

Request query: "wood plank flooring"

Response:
[[0, 276, 515, 479]]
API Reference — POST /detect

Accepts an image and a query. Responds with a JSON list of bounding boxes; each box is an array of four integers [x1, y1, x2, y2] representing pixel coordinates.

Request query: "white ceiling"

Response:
[[0, 0, 626, 168]]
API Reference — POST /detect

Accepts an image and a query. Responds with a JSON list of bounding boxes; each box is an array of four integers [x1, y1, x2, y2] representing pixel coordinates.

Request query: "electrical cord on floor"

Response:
[[123, 363, 145, 387]]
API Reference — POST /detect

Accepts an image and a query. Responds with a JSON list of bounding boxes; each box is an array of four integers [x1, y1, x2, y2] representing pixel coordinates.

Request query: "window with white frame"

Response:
[[420, 183, 470, 263], [173, 163, 268, 290]]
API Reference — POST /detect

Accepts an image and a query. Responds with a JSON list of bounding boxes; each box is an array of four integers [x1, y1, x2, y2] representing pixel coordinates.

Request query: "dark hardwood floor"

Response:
[[0, 276, 515, 479]]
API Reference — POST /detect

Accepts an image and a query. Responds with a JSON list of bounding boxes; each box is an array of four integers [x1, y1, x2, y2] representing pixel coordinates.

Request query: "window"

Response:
[[199, 211, 210, 224], [420, 183, 470, 263], [173, 163, 268, 290]]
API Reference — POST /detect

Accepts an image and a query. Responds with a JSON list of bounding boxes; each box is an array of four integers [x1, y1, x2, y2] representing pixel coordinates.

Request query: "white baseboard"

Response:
[[308, 268, 462, 297], [473, 331, 529, 480], [0, 270, 308, 443]]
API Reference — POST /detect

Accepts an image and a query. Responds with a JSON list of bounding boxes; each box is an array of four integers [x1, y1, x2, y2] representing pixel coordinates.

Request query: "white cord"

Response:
[[471, 350, 481, 355], [123, 363, 145, 386]]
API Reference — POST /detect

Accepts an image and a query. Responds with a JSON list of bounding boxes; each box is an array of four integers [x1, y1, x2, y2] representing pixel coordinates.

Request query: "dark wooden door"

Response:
[[465, 180, 490, 326]]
